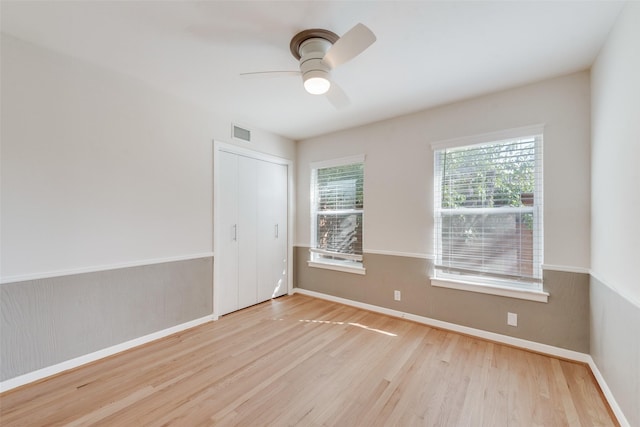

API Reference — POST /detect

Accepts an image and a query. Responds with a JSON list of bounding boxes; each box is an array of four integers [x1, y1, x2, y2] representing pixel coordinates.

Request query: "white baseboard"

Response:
[[0, 315, 214, 393], [587, 357, 631, 427], [292, 288, 629, 427]]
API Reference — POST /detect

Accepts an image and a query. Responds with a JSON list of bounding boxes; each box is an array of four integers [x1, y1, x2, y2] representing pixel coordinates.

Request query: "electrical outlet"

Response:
[[507, 312, 518, 327], [394, 290, 401, 301]]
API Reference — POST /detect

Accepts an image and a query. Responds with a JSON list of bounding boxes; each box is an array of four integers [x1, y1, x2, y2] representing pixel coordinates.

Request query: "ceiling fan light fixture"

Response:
[[241, 23, 375, 104], [303, 70, 331, 95]]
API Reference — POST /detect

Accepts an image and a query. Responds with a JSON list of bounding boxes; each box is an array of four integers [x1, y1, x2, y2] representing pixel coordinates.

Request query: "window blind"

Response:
[[311, 160, 364, 262], [434, 135, 543, 290]]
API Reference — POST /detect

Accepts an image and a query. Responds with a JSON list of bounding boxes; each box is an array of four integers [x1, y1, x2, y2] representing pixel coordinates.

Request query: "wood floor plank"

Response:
[[0, 294, 618, 426]]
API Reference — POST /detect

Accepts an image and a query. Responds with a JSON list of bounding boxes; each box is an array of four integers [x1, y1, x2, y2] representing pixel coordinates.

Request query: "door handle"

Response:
[[275, 224, 279, 238], [232, 224, 237, 241]]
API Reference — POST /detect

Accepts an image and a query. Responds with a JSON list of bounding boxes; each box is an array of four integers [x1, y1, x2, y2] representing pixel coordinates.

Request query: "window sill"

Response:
[[308, 260, 366, 275], [430, 277, 548, 303]]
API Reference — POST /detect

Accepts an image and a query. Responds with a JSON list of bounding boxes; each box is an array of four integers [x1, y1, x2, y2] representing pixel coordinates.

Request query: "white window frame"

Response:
[[431, 125, 548, 302], [309, 155, 365, 275]]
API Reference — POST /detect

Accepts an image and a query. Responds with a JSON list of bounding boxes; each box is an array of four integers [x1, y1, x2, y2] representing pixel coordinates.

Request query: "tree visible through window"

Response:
[[311, 158, 364, 267], [434, 135, 543, 290]]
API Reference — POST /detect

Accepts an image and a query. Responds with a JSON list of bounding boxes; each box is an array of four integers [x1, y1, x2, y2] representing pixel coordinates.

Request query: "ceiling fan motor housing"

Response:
[[300, 38, 331, 77]]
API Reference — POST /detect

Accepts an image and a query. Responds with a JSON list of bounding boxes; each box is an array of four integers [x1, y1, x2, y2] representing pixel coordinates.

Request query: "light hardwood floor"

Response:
[[1, 294, 617, 426]]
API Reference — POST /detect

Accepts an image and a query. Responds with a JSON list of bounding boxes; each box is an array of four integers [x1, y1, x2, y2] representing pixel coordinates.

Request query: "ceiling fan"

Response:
[[241, 23, 376, 108]]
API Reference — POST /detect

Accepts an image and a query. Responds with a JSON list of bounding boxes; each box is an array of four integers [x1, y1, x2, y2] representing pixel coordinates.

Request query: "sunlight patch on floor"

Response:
[[296, 319, 397, 337]]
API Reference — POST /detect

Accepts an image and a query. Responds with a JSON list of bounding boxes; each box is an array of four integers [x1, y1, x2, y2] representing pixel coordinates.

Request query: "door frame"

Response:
[[212, 140, 294, 320]]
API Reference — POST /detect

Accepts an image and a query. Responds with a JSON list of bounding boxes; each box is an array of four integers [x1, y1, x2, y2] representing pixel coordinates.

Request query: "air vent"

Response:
[[232, 124, 251, 143]]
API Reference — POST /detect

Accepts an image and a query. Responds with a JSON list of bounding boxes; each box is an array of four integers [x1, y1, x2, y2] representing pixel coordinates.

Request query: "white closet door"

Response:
[[216, 146, 289, 317], [217, 151, 239, 315], [257, 160, 288, 301], [237, 155, 258, 309]]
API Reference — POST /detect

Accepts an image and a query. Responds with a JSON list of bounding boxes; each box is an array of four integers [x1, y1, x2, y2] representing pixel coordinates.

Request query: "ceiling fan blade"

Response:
[[240, 71, 301, 79], [325, 82, 350, 109], [323, 23, 376, 69]]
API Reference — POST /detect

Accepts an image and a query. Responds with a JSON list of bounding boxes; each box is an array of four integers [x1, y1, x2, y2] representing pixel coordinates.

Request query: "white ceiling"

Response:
[[1, 1, 625, 141]]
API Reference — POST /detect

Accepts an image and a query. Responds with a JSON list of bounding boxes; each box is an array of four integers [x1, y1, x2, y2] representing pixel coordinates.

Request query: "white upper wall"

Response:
[[297, 72, 591, 270], [0, 35, 294, 281], [591, 2, 640, 305]]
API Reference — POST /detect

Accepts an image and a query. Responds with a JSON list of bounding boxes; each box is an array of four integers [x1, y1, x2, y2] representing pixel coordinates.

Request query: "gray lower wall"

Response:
[[0, 257, 213, 382], [590, 275, 639, 427], [295, 246, 589, 353]]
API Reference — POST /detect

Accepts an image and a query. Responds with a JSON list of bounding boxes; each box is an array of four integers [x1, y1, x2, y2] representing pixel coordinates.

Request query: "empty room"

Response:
[[1, 1, 638, 426]]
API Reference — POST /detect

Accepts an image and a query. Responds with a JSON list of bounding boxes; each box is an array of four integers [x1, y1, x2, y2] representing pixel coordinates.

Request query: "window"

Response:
[[310, 156, 365, 274], [432, 129, 544, 299]]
